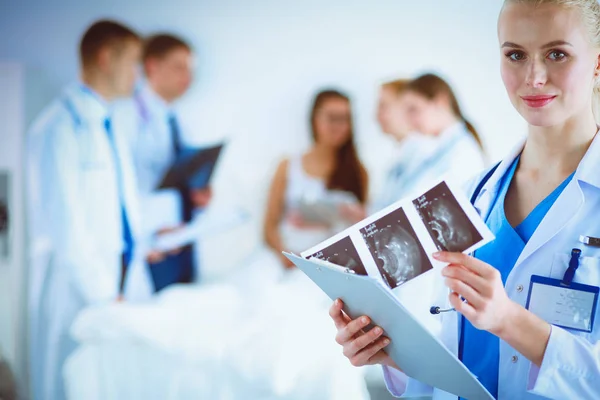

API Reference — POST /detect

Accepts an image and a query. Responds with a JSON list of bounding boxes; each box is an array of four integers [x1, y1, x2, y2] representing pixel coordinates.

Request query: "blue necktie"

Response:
[[168, 113, 183, 157], [104, 118, 135, 269]]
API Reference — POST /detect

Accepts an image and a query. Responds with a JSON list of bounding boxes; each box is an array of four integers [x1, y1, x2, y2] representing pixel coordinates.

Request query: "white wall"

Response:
[[0, 0, 527, 389]]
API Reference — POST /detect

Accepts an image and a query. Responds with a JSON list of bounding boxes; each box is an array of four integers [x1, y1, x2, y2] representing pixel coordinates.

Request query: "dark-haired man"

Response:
[[118, 33, 211, 292], [26, 20, 143, 400]]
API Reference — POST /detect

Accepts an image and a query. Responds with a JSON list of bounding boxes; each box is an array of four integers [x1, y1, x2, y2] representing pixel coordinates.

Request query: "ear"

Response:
[[145, 58, 157, 76], [433, 93, 450, 109], [96, 46, 112, 72]]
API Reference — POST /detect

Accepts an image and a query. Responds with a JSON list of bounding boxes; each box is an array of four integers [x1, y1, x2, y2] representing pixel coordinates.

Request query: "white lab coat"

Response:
[[373, 122, 485, 213], [114, 84, 186, 239], [115, 84, 208, 278], [116, 84, 178, 196], [383, 132, 600, 399], [26, 84, 147, 400]]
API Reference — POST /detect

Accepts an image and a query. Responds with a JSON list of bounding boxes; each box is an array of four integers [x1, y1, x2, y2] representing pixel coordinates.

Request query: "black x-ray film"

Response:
[[413, 181, 482, 253], [301, 179, 495, 293], [158, 143, 225, 190], [360, 207, 433, 289], [309, 236, 368, 276]]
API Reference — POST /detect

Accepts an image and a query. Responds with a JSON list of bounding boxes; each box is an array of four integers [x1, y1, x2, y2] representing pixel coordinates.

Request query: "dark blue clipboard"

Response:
[[158, 143, 225, 190]]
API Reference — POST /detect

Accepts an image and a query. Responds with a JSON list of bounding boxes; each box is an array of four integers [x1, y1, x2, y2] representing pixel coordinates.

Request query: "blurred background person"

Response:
[[399, 73, 486, 193], [1, 3, 525, 399], [343, 73, 486, 224], [116, 33, 212, 293], [0, 352, 17, 400], [25, 20, 143, 400], [60, 88, 373, 400], [342, 78, 419, 222], [264, 89, 368, 268], [372, 78, 423, 210]]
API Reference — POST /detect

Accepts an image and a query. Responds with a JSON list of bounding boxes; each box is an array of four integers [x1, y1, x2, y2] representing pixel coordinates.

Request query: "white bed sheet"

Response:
[[64, 248, 370, 400]]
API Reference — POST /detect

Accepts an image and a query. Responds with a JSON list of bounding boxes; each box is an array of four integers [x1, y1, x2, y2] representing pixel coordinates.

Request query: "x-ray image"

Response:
[[360, 207, 432, 289], [413, 182, 482, 253], [308, 236, 368, 276]]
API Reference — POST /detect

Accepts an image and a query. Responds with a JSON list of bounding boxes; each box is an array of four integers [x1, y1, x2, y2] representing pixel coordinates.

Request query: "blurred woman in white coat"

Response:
[[331, 0, 600, 399], [343, 74, 486, 222], [394, 73, 486, 198], [26, 20, 143, 400]]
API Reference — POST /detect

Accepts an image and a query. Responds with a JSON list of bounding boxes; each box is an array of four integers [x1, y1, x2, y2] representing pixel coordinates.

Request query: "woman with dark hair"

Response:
[[264, 89, 368, 267], [61, 88, 372, 400]]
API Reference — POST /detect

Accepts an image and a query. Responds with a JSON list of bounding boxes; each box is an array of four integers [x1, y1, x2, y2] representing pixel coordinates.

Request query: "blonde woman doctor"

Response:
[[329, 0, 600, 399]]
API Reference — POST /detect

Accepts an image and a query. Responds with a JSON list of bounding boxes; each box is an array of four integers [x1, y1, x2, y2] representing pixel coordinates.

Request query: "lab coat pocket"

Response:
[[549, 253, 600, 341], [550, 252, 600, 285]]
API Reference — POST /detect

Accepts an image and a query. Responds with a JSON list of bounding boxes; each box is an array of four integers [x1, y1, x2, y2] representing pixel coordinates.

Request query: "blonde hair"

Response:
[[381, 79, 410, 96], [504, 0, 600, 121]]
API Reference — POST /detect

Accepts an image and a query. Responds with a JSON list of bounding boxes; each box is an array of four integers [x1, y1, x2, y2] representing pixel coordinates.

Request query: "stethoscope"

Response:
[[428, 161, 600, 316], [429, 161, 501, 315]]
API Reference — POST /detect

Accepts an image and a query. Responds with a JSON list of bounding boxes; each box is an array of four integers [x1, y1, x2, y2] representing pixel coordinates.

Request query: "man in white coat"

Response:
[[116, 34, 212, 292], [26, 20, 143, 400]]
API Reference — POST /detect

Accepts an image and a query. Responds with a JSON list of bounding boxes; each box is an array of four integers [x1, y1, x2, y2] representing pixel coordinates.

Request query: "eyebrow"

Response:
[[501, 40, 574, 49]]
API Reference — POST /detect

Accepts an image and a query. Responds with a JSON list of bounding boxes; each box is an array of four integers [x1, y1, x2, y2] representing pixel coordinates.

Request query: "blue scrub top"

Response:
[[460, 156, 574, 399]]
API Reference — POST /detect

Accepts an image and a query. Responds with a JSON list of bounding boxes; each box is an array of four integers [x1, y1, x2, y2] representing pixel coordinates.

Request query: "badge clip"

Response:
[[561, 248, 581, 287]]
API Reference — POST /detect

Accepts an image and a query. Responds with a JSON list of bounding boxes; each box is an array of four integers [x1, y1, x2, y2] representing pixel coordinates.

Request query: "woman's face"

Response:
[[498, 2, 600, 127], [376, 87, 412, 139], [314, 97, 352, 148], [401, 90, 442, 135]]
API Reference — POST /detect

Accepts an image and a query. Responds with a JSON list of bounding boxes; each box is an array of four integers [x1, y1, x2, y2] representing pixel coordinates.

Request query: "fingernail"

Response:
[[361, 317, 368, 324], [374, 327, 382, 335], [432, 252, 442, 259], [335, 299, 340, 306], [383, 339, 390, 345]]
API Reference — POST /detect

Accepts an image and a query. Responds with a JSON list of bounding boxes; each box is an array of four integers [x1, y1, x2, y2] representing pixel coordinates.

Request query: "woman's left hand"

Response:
[[433, 251, 516, 336]]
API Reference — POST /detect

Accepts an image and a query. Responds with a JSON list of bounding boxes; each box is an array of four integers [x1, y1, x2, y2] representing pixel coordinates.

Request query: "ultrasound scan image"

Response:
[[309, 236, 368, 276], [360, 207, 432, 289], [413, 181, 482, 252]]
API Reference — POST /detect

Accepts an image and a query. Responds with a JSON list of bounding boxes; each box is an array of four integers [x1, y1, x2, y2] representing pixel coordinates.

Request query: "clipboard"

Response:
[[297, 190, 358, 225], [158, 143, 225, 190], [283, 252, 494, 400]]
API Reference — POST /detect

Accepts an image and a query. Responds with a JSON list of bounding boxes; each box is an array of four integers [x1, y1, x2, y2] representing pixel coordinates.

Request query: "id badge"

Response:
[[526, 275, 599, 333]]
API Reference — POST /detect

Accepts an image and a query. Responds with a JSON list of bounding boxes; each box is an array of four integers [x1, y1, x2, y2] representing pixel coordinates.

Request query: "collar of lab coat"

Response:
[[439, 121, 467, 143], [474, 129, 600, 214], [426, 121, 469, 157], [401, 122, 467, 165], [63, 83, 110, 125], [576, 129, 600, 189], [137, 83, 173, 122]]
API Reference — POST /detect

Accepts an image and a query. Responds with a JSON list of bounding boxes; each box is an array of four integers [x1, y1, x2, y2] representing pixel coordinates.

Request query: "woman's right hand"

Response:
[[329, 299, 399, 369]]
